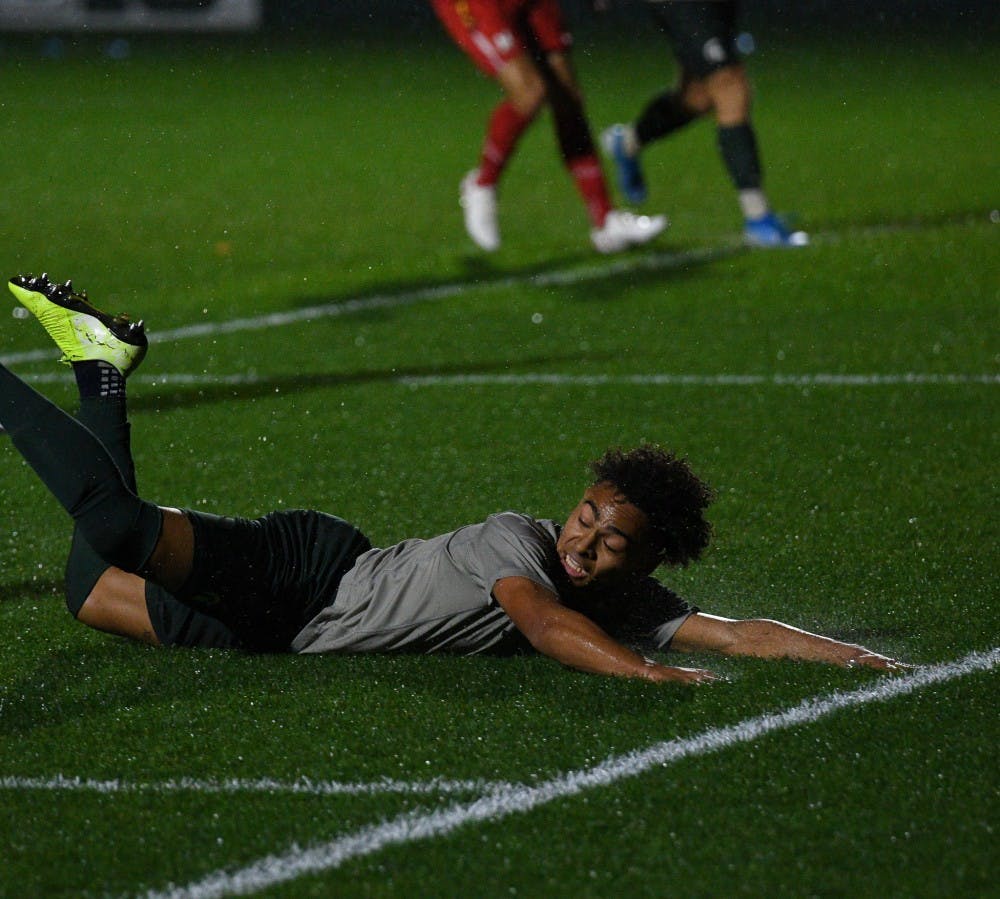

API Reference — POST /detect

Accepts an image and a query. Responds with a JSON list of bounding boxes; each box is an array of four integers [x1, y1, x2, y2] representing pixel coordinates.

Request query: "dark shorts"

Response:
[[146, 508, 372, 653], [650, 0, 741, 79]]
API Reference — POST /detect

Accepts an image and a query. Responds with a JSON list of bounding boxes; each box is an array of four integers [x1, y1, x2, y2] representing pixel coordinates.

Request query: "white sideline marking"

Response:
[[14, 371, 1000, 389], [1, 214, 989, 371], [396, 372, 1000, 388], [0, 774, 507, 799], [0, 245, 731, 368], [145, 648, 998, 899]]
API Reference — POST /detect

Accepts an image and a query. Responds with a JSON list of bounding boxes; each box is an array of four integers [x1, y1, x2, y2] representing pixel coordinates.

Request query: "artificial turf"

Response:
[[0, 16, 996, 898]]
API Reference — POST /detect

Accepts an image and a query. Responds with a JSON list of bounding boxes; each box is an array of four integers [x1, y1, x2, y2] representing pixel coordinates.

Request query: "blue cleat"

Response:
[[744, 212, 809, 248], [601, 124, 648, 205]]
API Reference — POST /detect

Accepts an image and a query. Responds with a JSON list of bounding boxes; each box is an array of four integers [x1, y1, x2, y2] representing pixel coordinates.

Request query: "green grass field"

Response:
[[0, 19, 997, 898]]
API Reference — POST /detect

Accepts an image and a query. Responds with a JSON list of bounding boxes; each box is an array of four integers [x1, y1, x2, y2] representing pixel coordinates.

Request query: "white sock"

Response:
[[739, 189, 769, 221], [621, 124, 640, 156]]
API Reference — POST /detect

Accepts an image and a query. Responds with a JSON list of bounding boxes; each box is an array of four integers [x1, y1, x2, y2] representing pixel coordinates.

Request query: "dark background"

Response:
[[261, 1, 995, 36], [11, 1, 995, 36]]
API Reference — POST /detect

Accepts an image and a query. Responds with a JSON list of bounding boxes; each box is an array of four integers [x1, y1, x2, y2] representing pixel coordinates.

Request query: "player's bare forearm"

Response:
[[531, 612, 718, 683], [672, 613, 912, 672], [493, 576, 718, 683]]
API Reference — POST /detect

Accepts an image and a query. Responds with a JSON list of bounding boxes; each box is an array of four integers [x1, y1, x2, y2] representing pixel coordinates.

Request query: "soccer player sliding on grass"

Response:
[[1, 274, 910, 681]]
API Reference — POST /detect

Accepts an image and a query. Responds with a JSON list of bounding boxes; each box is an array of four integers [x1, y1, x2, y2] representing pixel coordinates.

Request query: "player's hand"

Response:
[[644, 661, 722, 685], [844, 652, 915, 673]]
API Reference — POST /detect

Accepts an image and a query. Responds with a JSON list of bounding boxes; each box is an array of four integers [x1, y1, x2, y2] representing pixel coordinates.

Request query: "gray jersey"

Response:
[[290, 512, 559, 655], [289, 511, 695, 656]]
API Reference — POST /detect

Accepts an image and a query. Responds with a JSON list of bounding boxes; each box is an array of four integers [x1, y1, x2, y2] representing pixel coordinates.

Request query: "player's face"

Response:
[[556, 482, 657, 589]]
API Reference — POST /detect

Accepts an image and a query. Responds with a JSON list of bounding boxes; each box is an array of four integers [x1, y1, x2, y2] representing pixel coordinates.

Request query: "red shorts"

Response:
[[431, 0, 572, 77]]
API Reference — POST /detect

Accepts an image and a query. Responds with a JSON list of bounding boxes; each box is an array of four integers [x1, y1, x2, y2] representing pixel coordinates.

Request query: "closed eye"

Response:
[[603, 535, 627, 554]]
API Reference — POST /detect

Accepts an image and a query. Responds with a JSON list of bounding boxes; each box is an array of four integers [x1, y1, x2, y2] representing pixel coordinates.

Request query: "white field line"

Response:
[[0, 244, 732, 368], [1, 214, 990, 371], [0, 774, 508, 799], [145, 647, 998, 899], [396, 372, 1000, 388], [13, 371, 1000, 389]]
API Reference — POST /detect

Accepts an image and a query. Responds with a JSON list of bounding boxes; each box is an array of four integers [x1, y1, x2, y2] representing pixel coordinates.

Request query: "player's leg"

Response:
[[700, 62, 764, 216], [72, 544, 249, 650], [63, 382, 168, 642], [4, 275, 351, 654], [679, 1, 772, 230], [603, 0, 767, 229], [2, 275, 194, 593], [528, 4, 666, 253], [684, 1, 807, 245], [61, 316, 145, 619], [461, 53, 546, 251], [702, 63, 807, 246], [74, 566, 160, 644], [602, 67, 708, 207], [600, 0, 714, 204], [431, 0, 543, 251], [38, 289, 192, 645], [522, 1, 613, 231], [538, 50, 612, 225]]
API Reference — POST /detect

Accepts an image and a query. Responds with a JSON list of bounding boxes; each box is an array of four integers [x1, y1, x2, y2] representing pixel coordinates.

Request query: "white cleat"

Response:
[[460, 170, 500, 252], [591, 209, 668, 254]]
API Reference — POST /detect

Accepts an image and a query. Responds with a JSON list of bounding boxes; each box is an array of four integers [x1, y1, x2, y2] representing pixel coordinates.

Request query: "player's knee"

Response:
[[64, 578, 90, 620], [68, 567, 120, 628], [74, 588, 106, 629], [706, 65, 751, 108], [511, 82, 545, 118], [64, 534, 110, 620], [679, 80, 713, 117], [501, 62, 546, 117], [75, 567, 160, 645]]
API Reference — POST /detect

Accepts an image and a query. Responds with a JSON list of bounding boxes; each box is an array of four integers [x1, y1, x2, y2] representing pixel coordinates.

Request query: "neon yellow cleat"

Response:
[[8, 273, 148, 376]]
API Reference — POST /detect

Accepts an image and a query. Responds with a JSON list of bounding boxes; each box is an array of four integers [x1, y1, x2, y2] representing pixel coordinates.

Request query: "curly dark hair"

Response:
[[589, 445, 715, 567]]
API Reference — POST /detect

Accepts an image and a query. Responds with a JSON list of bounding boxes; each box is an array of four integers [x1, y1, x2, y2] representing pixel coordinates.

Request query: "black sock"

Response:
[[636, 91, 697, 147], [0, 363, 161, 572], [63, 394, 139, 616], [549, 84, 596, 160], [717, 122, 762, 190], [72, 360, 126, 399], [76, 395, 136, 490]]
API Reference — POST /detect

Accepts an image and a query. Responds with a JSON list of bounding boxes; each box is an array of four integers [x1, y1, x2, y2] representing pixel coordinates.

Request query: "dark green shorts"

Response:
[[146, 508, 371, 652], [651, 0, 741, 78]]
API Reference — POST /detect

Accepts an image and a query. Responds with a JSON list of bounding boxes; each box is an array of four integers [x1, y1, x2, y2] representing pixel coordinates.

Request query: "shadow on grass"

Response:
[[0, 580, 62, 604], [113, 242, 737, 417], [0, 638, 695, 742], [833, 625, 911, 645], [819, 206, 996, 237], [125, 350, 610, 415], [279, 240, 738, 314]]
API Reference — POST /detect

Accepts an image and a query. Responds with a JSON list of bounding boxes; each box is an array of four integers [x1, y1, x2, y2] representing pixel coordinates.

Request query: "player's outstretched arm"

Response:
[[671, 612, 913, 672], [494, 577, 719, 684]]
